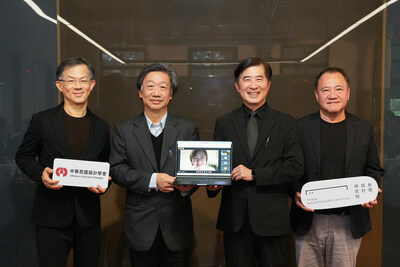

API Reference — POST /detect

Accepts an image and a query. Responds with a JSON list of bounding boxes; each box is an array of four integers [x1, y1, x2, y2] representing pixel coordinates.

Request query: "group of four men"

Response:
[[15, 56, 384, 267]]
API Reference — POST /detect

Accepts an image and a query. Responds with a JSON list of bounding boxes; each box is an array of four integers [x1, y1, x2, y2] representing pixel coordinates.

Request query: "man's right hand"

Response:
[[295, 192, 314, 212], [156, 173, 176, 193], [42, 167, 63, 190]]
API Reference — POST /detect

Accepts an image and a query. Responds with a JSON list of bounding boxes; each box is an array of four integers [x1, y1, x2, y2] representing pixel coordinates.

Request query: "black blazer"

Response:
[[15, 103, 110, 228], [290, 112, 385, 238], [209, 105, 304, 236], [109, 113, 199, 252]]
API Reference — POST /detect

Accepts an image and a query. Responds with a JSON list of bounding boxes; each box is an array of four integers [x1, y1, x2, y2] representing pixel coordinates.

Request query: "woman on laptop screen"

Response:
[[190, 150, 215, 171]]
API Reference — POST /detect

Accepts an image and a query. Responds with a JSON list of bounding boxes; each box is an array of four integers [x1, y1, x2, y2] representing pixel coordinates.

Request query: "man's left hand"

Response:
[[362, 188, 382, 208], [88, 176, 111, 194], [231, 165, 253, 181]]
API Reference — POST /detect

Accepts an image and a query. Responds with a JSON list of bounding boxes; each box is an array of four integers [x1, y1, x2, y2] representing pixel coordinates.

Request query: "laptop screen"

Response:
[[176, 141, 232, 177]]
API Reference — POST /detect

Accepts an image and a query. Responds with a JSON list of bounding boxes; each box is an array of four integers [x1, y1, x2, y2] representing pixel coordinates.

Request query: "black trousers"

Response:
[[223, 211, 288, 267], [129, 227, 191, 267], [36, 220, 100, 267]]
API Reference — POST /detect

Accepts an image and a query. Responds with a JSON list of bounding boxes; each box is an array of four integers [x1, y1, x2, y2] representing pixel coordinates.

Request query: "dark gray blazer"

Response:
[[290, 112, 385, 238], [109, 113, 199, 252], [15, 103, 110, 228], [208, 104, 304, 236]]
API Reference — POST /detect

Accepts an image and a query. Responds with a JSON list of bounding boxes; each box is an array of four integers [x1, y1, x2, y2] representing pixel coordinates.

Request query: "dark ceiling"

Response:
[[59, 0, 386, 61]]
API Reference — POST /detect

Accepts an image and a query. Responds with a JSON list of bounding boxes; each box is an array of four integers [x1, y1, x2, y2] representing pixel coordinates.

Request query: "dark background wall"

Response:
[[383, 2, 400, 266], [2, 0, 400, 266], [57, 1, 387, 266], [0, 0, 57, 266]]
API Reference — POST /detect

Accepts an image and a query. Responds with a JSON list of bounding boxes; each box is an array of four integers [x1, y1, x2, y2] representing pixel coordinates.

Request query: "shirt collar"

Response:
[[144, 112, 168, 134], [242, 103, 267, 119]]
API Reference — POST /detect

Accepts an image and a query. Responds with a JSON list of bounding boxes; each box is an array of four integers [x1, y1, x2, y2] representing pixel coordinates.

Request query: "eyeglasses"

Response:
[[58, 78, 92, 86], [192, 156, 207, 162]]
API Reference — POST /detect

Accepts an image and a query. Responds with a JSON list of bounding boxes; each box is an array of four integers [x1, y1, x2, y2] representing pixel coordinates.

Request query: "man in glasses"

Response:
[[15, 57, 110, 266]]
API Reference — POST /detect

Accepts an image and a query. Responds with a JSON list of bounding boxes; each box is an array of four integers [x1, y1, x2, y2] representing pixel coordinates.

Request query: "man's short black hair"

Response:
[[234, 57, 272, 81], [56, 57, 94, 80], [314, 67, 350, 90], [136, 63, 179, 96]]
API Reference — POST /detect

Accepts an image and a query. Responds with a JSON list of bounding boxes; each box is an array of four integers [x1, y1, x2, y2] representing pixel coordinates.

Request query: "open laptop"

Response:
[[174, 141, 232, 186]]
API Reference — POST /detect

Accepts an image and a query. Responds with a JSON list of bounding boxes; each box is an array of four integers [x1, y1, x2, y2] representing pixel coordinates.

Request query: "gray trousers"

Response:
[[295, 213, 362, 267]]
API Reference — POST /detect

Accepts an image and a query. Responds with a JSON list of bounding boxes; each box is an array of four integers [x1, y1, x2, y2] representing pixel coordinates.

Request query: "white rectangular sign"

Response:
[[53, 158, 109, 188], [301, 176, 378, 210]]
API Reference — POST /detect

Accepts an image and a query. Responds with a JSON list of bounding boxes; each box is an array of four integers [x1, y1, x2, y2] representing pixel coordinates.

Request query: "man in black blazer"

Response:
[[109, 63, 199, 267], [208, 57, 304, 267], [15, 57, 110, 266], [291, 67, 384, 267]]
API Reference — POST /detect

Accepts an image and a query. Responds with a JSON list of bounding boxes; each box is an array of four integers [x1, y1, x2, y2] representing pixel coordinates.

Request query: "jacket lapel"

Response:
[[345, 114, 357, 172], [253, 107, 275, 159], [309, 113, 321, 172], [132, 114, 158, 171], [50, 104, 72, 158], [160, 114, 179, 170], [231, 109, 251, 161]]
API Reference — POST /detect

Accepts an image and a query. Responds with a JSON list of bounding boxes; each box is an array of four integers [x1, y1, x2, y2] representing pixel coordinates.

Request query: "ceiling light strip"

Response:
[[23, 0, 57, 24], [121, 61, 299, 66], [25, 0, 397, 66], [23, 0, 125, 65], [57, 15, 125, 64], [300, 0, 399, 63]]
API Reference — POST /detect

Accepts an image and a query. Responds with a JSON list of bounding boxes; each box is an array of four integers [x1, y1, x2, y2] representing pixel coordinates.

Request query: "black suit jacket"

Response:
[[290, 112, 385, 238], [109, 113, 199, 252], [209, 104, 304, 236], [15, 103, 110, 228]]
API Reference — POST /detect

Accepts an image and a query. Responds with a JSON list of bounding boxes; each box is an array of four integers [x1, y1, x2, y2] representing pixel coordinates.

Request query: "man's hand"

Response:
[[231, 165, 253, 181], [175, 185, 196, 192], [42, 167, 63, 190], [88, 176, 111, 194], [295, 192, 314, 212], [362, 188, 382, 208], [157, 173, 176, 193]]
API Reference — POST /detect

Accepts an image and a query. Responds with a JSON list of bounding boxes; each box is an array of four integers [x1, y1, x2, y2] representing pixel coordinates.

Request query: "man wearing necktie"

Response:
[[208, 57, 304, 267]]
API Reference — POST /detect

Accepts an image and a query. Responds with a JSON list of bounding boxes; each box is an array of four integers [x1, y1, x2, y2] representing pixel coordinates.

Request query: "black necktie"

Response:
[[247, 111, 258, 157]]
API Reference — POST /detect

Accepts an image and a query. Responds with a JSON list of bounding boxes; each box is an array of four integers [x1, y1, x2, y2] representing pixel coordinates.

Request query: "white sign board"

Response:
[[53, 158, 109, 188], [301, 176, 378, 210]]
